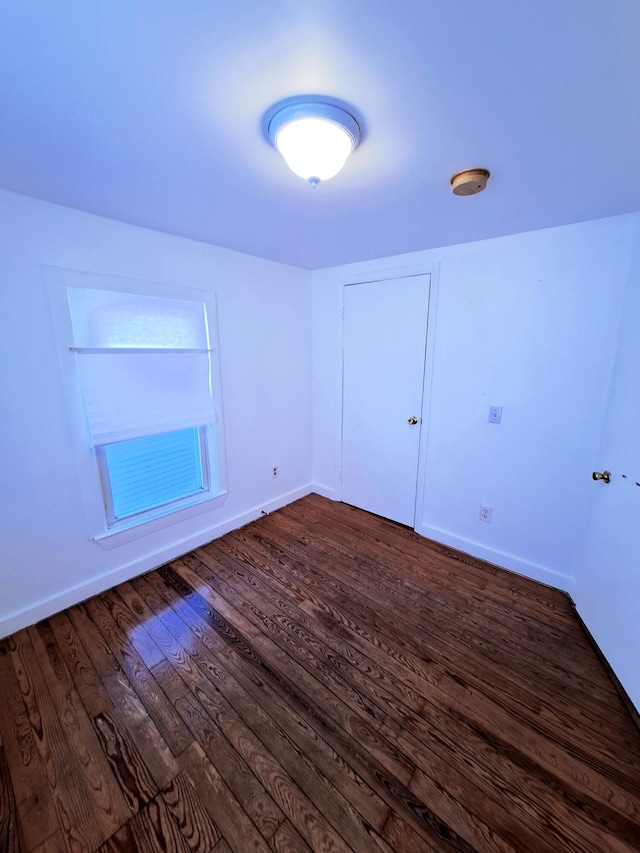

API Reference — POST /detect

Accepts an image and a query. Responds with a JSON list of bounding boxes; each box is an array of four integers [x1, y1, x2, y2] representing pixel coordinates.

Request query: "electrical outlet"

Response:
[[488, 406, 502, 424], [479, 506, 492, 523], [272, 466, 278, 478]]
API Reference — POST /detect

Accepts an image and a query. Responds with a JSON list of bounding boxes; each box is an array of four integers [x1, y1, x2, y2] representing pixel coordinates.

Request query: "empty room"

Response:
[[1, 1, 639, 851]]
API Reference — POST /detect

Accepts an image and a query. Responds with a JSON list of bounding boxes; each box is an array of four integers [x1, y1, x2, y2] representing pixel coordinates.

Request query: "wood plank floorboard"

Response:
[[222, 520, 630, 743], [1, 494, 639, 851]]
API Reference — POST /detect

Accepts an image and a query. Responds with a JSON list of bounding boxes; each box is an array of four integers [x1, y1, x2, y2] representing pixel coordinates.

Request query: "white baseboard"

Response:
[[415, 522, 575, 594], [0, 484, 313, 640], [310, 483, 338, 500]]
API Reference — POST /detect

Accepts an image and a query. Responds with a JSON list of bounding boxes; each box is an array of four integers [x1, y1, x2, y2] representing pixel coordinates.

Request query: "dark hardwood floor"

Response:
[[1, 494, 639, 852]]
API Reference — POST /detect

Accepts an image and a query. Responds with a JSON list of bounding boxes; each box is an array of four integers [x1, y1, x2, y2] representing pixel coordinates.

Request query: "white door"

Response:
[[342, 274, 430, 526]]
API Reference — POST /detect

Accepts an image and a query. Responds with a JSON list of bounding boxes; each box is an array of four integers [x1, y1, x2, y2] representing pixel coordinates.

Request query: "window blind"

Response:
[[67, 287, 215, 446], [76, 350, 215, 444], [104, 428, 204, 519], [68, 287, 209, 349]]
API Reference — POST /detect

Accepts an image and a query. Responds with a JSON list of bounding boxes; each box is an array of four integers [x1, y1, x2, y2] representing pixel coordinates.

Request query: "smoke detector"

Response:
[[451, 168, 490, 196]]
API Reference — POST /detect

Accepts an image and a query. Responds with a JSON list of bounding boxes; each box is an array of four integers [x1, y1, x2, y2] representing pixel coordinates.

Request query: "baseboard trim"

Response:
[[0, 484, 313, 640], [571, 604, 640, 731], [415, 522, 574, 594], [310, 483, 338, 500]]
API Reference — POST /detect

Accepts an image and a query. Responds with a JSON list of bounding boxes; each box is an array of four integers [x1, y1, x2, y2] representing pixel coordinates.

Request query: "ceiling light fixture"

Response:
[[267, 99, 361, 187]]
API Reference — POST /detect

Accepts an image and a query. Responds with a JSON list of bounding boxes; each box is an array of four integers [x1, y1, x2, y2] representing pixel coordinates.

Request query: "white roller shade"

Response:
[[76, 351, 215, 444], [68, 287, 215, 446]]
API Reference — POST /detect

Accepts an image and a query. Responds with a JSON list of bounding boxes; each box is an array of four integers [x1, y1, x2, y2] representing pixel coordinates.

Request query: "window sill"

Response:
[[93, 489, 228, 549]]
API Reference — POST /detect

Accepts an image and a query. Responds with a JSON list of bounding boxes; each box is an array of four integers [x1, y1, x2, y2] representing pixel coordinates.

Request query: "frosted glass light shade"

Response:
[[275, 117, 354, 182], [268, 100, 360, 185]]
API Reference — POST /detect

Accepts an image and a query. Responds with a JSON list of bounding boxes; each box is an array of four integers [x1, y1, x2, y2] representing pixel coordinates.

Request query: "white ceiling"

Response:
[[0, 1, 639, 269]]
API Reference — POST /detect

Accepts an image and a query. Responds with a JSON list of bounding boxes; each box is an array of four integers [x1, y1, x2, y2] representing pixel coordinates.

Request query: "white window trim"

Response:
[[45, 265, 228, 547]]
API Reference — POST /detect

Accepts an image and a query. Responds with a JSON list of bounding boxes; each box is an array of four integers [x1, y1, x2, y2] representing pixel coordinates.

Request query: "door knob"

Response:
[[592, 470, 611, 484], [407, 416, 419, 425]]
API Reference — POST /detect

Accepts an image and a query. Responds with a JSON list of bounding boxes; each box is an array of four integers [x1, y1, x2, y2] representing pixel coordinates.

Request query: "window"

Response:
[[100, 426, 208, 523], [48, 269, 227, 544]]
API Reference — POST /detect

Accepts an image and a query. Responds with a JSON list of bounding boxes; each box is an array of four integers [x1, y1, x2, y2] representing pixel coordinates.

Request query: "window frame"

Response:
[[46, 266, 228, 548]]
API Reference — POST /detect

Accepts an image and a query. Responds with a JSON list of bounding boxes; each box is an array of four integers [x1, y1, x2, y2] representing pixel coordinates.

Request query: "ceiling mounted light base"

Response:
[[267, 98, 361, 186], [451, 168, 490, 196]]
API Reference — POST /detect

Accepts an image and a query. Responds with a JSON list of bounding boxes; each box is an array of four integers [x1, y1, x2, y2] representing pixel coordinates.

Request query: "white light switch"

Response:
[[489, 406, 502, 424]]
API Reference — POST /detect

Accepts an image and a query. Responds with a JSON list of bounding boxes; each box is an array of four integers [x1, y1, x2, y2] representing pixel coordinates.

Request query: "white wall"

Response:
[[0, 189, 312, 637], [312, 214, 639, 594], [575, 216, 640, 711]]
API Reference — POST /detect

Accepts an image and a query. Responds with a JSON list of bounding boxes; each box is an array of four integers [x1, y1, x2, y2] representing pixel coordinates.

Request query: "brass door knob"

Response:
[[407, 416, 419, 425], [592, 470, 611, 484]]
